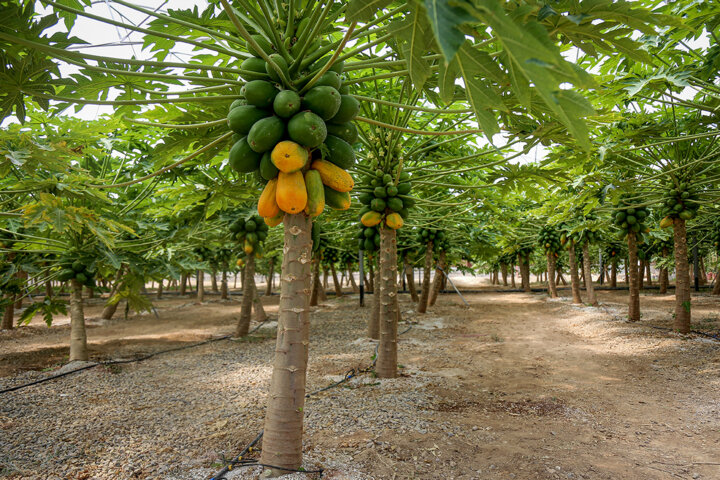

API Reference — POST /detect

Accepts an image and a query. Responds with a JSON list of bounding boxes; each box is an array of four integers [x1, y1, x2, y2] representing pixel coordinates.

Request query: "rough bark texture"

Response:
[[309, 257, 321, 307], [673, 218, 691, 333], [376, 228, 398, 379], [197, 270, 205, 303], [582, 242, 598, 306], [429, 250, 447, 307], [500, 264, 508, 286], [211, 269, 219, 293], [251, 274, 267, 322], [638, 259, 645, 290], [405, 256, 419, 302], [624, 261, 629, 285], [417, 242, 434, 313], [546, 252, 558, 298], [511, 266, 516, 288], [45, 281, 53, 299], [367, 258, 374, 293], [322, 267, 328, 290], [235, 255, 255, 337], [260, 214, 313, 475], [347, 264, 358, 293], [627, 233, 640, 322], [69, 279, 88, 361], [330, 264, 343, 297], [1, 294, 14, 330], [156, 279, 163, 299], [221, 270, 228, 300], [610, 261, 617, 288], [519, 253, 531, 293], [699, 257, 707, 286], [179, 273, 187, 296], [368, 263, 380, 339], [712, 266, 720, 295], [646, 260, 653, 286], [266, 258, 275, 296], [659, 248, 669, 294], [568, 245, 583, 304], [101, 268, 125, 321]]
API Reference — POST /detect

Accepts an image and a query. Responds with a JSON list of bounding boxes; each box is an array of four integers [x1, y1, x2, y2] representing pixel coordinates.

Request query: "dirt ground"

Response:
[[1, 276, 720, 479]]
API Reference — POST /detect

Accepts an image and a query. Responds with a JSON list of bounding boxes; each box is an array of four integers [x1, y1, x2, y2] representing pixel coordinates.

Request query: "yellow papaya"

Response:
[[258, 178, 280, 218], [304, 170, 325, 217], [236, 259, 245, 268], [276, 170, 307, 214], [271, 140, 309, 173], [659, 216, 673, 229], [264, 211, 284, 227], [361, 210, 382, 227], [310, 159, 354, 192], [385, 212, 403, 230], [244, 240, 254, 255]]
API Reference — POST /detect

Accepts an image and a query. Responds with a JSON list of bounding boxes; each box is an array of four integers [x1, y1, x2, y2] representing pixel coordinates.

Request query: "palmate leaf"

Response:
[[346, 0, 394, 23], [396, 6, 433, 92], [422, 0, 475, 63]]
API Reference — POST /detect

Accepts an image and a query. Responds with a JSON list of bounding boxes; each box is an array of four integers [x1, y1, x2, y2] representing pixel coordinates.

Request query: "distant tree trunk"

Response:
[[659, 248, 669, 294], [699, 257, 707, 286], [180, 273, 187, 296], [627, 234, 640, 322], [417, 241, 434, 313], [500, 263, 508, 286], [712, 266, 720, 295], [322, 267, 329, 290], [69, 279, 88, 361], [547, 252, 558, 298], [236, 256, 255, 337], [156, 279, 163, 299], [368, 257, 375, 293], [568, 245, 582, 304], [646, 260, 653, 286], [211, 269, 219, 293], [557, 268, 567, 286], [429, 250, 447, 307], [582, 241, 598, 306], [376, 227, 398, 378], [310, 256, 321, 307], [1, 294, 14, 330], [221, 270, 229, 300], [673, 218, 691, 333], [101, 267, 126, 321], [197, 270, 205, 303], [638, 259, 645, 290], [86, 286, 95, 299], [14, 271, 25, 309], [511, 265, 516, 288], [330, 264, 343, 297], [368, 264, 380, 339], [265, 257, 275, 296], [610, 260, 617, 288], [251, 274, 267, 322], [624, 260, 629, 285], [405, 256, 419, 302], [45, 281, 53, 299], [519, 253, 531, 293], [347, 263, 359, 293], [234, 272, 238, 289]]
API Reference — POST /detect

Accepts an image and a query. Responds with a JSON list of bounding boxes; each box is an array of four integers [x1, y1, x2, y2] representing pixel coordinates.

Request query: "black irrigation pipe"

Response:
[[644, 324, 720, 342], [210, 324, 414, 480], [0, 317, 273, 395]]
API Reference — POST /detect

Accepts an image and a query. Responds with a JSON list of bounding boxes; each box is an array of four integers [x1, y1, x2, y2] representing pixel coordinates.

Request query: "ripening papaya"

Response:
[[310, 159, 354, 192], [271, 140, 309, 173], [304, 170, 325, 217], [323, 185, 351, 210], [276, 171, 307, 214], [244, 240, 254, 255], [236, 259, 245, 268], [288, 111, 327, 148], [385, 212, 403, 230], [361, 210, 382, 227], [258, 178, 280, 218], [264, 211, 284, 227], [659, 216, 673, 228]]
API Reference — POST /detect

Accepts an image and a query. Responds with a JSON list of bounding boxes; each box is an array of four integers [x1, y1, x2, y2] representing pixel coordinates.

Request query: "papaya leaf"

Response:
[[423, 0, 476, 63], [346, 0, 393, 23]]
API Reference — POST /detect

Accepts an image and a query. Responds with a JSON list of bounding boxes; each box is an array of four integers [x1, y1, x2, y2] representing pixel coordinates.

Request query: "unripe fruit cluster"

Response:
[[229, 215, 269, 257], [357, 225, 380, 252], [358, 170, 414, 230], [57, 259, 95, 287], [613, 199, 650, 239], [659, 182, 698, 226], [538, 226, 562, 254], [417, 228, 445, 245]]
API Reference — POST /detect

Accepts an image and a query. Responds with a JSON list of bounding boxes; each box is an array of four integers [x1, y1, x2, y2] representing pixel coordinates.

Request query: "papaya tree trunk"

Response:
[[69, 279, 88, 362], [582, 241, 598, 306], [659, 248, 669, 294], [429, 250, 446, 307], [610, 260, 617, 288], [712, 266, 720, 295], [368, 264, 380, 339], [330, 263, 342, 297], [627, 233, 640, 322], [156, 279, 163, 299], [673, 218, 691, 333], [310, 256, 321, 307], [557, 269, 567, 286], [519, 253, 531, 293], [646, 260, 653, 286], [86, 286, 95, 299], [1, 294, 14, 330], [699, 257, 707, 285], [511, 265, 516, 288], [624, 260, 629, 285], [236, 256, 255, 337], [417, 241, 434, 313], [251, 273, 267, 322], [405, 255, 419, 302], [568, 245, 583, 304], [197, 270, 205, 303], [180, 273, 187, 296], [101, 267, 126, 321], [221, 270, 229, 300], [546, 252, 558, 298], [211, 269, 219, 293], [265, 257, 275, 296], [260, 214, 312, 474], [347, 263, 359, 293], [45, 281, 53, 299], [367, 257, 374, 293], [638, 259, 645, 290], [322, 267, 328, 290], [376, 227, 398, 378], [500, 263, 508, 286]]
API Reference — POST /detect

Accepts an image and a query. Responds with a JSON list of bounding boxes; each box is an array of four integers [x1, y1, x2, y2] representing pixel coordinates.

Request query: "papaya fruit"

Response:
[[273, 90, 301, 118], [359, 192, 373, 205], [245, 220, 257, 232], [301, 86, 341, 120], [265, 53, 289, 82], [244, 240, 254, 255], [288, 111, 327, 148], [323, 186, 351, 210], [71, 260, 84, 272], [363, 238, 375, 251], [271, 140, 309, 173], [58, 269, 75, 282], [227, 105, 269, 135], [659, 216, 673, 228], [323, 135, 355, 169], [370, 198, 386, 212], [259, 152, 279, 180], [315, 71, 342, 90], [240, 57, 268, 80], [387, 197, 403, 212], [276, 171, 307, 214], [373, 186, 387, 198], [258, 178, 280, 218], [385, 212, 403, 230], [386, 185, 398, 197], [329, 95, 360, 123], [264, 211, 284, 227], [310, 159, 354, 192], [361, 210, 382, 227], [243, 80, 279, 108], [247, 34, 274, 57], [363, 227, 376, 238], [229, 137, 263, 173], [247, 116, 285, 153], [229, 98, 246, 111], [304, 170, 325, 217], [326, 122, 357, 144], [397, 182, 411, 195]]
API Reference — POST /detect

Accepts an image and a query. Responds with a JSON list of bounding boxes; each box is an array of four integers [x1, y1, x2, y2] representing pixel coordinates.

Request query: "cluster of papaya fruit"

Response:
[[604, 245, 621, 260], [417, 228, 446, 246], [561, 229, 599, 247], [357, 224, 380, 252], [659, 182, 698, 227], [57, 258, 95, 287], [538, 226, 562, 254], [320, 247, 339, 265], [358, 170, 414, 230], [194, 246, 213, 261], [229, 215, 269, 256], [613, 198, 650, 239], [227, 55, 359, 226]]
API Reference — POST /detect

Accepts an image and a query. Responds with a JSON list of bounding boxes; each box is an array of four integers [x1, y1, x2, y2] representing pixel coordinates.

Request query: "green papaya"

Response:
[[265, 53, 289, 83], [71, 260, 84, 272], [227, 105, 269, 134], [397, 182, 411, 195], [273, 90, 301, 118], [326, 122, 357, 144], [288, 111, 327, 148], [329, 95, 360, 123], [359, 192, 373, 205], [247, 116, 285, 153], [58, 269, 75, 282], [301, 86, 341, 120], [373, 186, 387, 198], [229, 99, 246, 111], [370, 198, 386, 212], [247, 34, 274, 57], [323, 135, 355, 169], [387, 197, 403, 212], [243, 80, 279, 108], [259, 152, 279, 180], [314, 71, 342, 90], [240, 57, 268, 81], [229, 137, 263, 173]]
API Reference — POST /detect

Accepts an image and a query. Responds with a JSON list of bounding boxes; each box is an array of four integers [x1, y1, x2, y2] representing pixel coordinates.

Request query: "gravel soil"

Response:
[[1, 277, 720, 479]]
